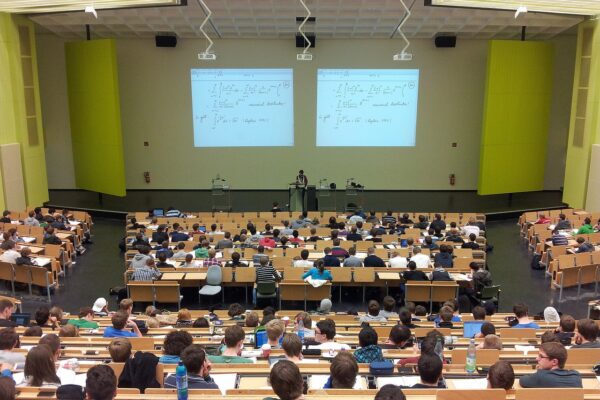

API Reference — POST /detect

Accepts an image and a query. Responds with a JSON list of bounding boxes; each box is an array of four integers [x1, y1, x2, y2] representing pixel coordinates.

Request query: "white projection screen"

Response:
[[316, 69, 420, 147], [191, 69, 294, 147]]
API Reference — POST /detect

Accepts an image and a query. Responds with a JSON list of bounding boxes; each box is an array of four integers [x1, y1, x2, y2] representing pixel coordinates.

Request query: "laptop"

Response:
[[152, 208, 165, 217], [463, 321, 484, 338], [10, 313, 31, 326]]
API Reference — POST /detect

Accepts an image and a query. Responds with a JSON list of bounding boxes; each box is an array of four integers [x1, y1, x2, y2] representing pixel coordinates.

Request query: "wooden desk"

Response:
[[160, 272, 186, 281], [185, 272, 207, 280], [377, 271, 401, 296], [279, 280, 331, 309]]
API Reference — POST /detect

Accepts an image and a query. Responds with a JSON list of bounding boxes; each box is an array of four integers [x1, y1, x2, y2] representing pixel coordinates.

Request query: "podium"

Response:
[[289, 184, 306, 212], [211, 177, 231, 211]]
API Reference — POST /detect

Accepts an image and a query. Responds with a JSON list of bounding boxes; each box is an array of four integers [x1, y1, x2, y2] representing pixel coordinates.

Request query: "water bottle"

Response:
[[176, 361, 188, 400], [465, 338, 477, 374], [297, 318, 305, 342]]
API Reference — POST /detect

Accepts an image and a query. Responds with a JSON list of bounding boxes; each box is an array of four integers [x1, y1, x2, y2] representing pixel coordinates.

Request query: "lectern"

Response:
[[211, 176, 231, 211], [289, 184, 305, 212]]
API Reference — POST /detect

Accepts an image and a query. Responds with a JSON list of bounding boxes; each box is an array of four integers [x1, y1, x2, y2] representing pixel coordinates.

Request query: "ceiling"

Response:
[[29, 0, 584, 40]]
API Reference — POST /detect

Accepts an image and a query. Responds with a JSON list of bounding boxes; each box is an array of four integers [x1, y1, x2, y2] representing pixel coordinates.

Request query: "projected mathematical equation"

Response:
[[316, 69, 419, 147], [191, 69, 294, 147]]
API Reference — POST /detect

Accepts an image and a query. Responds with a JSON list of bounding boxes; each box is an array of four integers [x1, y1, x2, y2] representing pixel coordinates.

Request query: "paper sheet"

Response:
[[376, 376, 421, 388], [308, 375, 365, 389], [451, 378, 488, 389], [212, 373, 237, 395]]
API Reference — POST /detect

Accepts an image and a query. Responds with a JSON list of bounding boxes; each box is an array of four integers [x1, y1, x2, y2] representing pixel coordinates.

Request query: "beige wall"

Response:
[[36, 34, 575, 190]]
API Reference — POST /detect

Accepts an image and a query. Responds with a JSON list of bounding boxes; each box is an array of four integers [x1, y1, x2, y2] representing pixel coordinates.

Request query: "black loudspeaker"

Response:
[[435, 35, 456, 48], [155, 35, 177, 48], [296, 33, 316, 48]]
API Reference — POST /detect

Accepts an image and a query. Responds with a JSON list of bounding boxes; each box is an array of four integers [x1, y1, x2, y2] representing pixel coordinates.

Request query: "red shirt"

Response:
[[259, 237, 276, 248]]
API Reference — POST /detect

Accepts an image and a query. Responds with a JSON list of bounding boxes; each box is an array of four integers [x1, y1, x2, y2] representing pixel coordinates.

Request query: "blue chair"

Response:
[[199, 265, 222, 305]]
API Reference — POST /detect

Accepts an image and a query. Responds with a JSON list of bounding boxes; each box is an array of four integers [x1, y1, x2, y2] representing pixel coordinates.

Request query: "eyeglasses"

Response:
[[537, 353, 550, 359]]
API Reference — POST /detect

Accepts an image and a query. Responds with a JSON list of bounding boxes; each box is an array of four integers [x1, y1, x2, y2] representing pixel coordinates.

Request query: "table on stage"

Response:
[[279, 280, 331, 309]]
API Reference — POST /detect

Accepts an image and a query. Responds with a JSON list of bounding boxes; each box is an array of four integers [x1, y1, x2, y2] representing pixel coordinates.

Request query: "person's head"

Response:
[[417, 353, 443, 385], [472, 306, 486, 321], [245, 312, 259, 328], [407, 261, 417, 271], [368, 300, 380, 317], [86, 364, 117, 400], [224, 325, 245, 351], [585, 217, 592, 225], [469, 262, 480, 272], [348, 247, 357, 256], [185, 254, 193, 263], [576, 318, 599, 343], [0, 376, 15, 400], [269, 360, 304, 400], [59, 324, 79, 337], [49, 306, 63, 322], [0, 328, 19, 350], [513, 303, 529, 319], [108, 338, 132, 362], [487, 361, 514, 390], [388, 325, 411, 347], [323, 247, 331, 255], [399, 308, 412, 326], [266, 319, 285, 343], [412, 247, 421, 255], [315, 259, 325, 273], [0, 299, 13, 320], [358, 326, 378, 348], [24, 345, 60, 386], [469, 233, 477, 242], [78, 307, 94, 320], [228, 303, 244, 318], [157, 252, 167, 263], [177, 309, 192, 322], [482, 334, 502, 350], [415, 305, 427, 317], [24, 326, 43, 337], [292, 230, 299, 238], [537, 341, 567, 370], [207, 248, 216, 259], [439, 306, 453, 323], [330, 351, 358, 388], [163, 330, 193, 357], [576, 237, 585, 245], [382, 296, 396, 313], [559, 315, 576, 333], [259, 256, 269, 267], [282, 333, 303, 359], [111, 311, 129, 330], [257, 245, 265, 253], [420, 331, 445, 356], [35, 306, 50, 326], [315, 319, 336, 342], [541, 331, 560, 344], [38, 333, 60, 360], [481, 322, 496, 336], [192, 317, 209, 328], [180, 344, 210, 376], [119, 299, 133, 314], [375, 384, 405, 400]]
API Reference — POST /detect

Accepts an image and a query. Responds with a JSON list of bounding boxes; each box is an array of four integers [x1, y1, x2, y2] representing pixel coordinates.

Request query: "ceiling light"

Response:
[[0, 0, 182, 14], [297, 0, 313, 61], [393, 0, 413, 61], [426, 0, 600, 16], [84, 5, 98, 18], [515, 5, 527, 18], [197, 0, 216, 61]]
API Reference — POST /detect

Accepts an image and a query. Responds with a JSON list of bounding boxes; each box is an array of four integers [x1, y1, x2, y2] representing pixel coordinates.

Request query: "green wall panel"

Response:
[[478, 40, 554, 195], [65, 39, 125, 196]]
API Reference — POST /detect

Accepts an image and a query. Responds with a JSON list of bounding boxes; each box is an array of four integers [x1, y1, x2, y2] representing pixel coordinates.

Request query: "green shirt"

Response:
[[194, 247, 209, 258], [208, 355, 253, 364], [577, 224, 594, 234], [66, 319, 99, 329]]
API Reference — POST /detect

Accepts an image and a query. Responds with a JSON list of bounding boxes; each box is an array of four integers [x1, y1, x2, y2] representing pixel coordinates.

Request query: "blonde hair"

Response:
[[177, 308, 192, 321], [266, 319, 285, 342], [482, 334, 502, 350]]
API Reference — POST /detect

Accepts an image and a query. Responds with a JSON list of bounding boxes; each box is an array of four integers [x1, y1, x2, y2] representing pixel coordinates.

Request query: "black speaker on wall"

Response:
[[296, 33, 316, 48], [435, 35, 456, 48], [155, 35, 177, 48]]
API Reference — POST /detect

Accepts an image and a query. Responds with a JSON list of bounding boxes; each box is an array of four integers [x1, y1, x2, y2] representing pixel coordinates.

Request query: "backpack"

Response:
[[530, 254, 544, 270]]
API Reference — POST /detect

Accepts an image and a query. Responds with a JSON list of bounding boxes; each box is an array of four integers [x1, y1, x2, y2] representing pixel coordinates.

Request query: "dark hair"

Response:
[[368, 300, 380, 317], [228, 303, 245, 318], [420, 331, 444, 356], [540, 341, 567, 369], [78, 307, 94, 319], [315, 259, 325, 274], [358, 326, 378, 348], [330, 352, 358, 388], [541, 331, 560, 344], [24, 345, 60, 386], [0, 377, 15, 400], [415, 305, 427, 316], [282, 333, 302, 358], [0, 328, 19, 350], [439, 307, 453, 323], [109, 338, 132, 362], [375, 384, 406, 400], [245, 312, 259, 328], [399, 308, 412, 326], [111, 311, 129, 330], [389, 325, 411, 346], [577, 318, 599, 342], [417, 353, 443, 385], [23, 326, 43, 337], [86, 364, 117, 400], [269, 360, 304, 400], [382, 296, 395, 312], [295, 312, 312, 330], [488, 361, 514, 390], [559, 315, 576, 333], [163, 330, 193, 356], [481, 322, 496, 336], [38, 333, 60, 355], [472, 306, 486, 321], [407, 261, 417, 270], [316, 319, 336, 340], [180, 344, 206, 375], [224, 325, 245, 348], [192, 317, 210, 328], [513, 303, 528, 318], [0, 299, 14, 314]]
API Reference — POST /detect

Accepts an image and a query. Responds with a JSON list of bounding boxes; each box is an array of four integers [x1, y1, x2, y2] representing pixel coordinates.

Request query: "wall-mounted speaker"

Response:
[[296, 33, 316, 48], [435, 35, 456, 48], [155, 35, 177, 48]]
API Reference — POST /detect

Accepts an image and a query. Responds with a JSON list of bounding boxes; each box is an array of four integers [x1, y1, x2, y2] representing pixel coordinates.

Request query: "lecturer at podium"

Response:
[[292, 170, 308, 212]]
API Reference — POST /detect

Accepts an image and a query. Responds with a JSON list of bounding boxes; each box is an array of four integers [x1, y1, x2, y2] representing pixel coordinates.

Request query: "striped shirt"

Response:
[[203, 258, 221, 267], [164, 373, 219, 389], [132, 266, 161, 281], [382, 215, 397, 226], [256, 265, 281, 283], [551, 234, 569, 246]]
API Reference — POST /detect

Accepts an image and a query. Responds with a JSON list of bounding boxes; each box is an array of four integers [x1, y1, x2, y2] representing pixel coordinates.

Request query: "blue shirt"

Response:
[[159, 355, 181, 364], [302, 268, 333, 281], [513, 322, 540, 329], [103, 327, 138, 338]]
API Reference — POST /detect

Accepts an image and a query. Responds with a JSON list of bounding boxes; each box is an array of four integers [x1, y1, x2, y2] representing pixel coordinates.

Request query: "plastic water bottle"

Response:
[[465, 338, 477, 374], [297, 318, 305, 342], [176, 361, 188, 400]]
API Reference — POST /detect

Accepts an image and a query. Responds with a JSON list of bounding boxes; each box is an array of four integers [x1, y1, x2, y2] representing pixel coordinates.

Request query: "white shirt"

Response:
[[294, 259, 313, 268], [462, 225, 480, 237], [312, 341, 350, 351], [410, 253, 431, 269], [0, 250, 20, 264], [389, 256, 408, 268]]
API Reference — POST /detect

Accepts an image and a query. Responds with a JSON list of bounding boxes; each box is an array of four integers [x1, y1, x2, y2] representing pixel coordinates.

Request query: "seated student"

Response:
[[293, 249, 313, 268], [346, 226, 363, 242], [58, 324, 79, 338], [15, 247, 35, 266], [209, 325, 253, 364], [294, 312, 315, 338], [519, 342, 582, 388], [475, 321, 497, 339], [555, 213, 572, 230], [0, 240, 19, 263], [175, 309, 193, 327], [193, 240, 210, 259], [151, 224, 169, 243], [413, 215, 429, 230], [480, 334, 502, 350], [363, 247, 385, 267], [379, 296, 399, 319], [430, 263, 453, 281], [402, 261, 428, 282], [159, 330, 193, 364], [572, 318, 600, 348], [179, 254, 196, 268], [289, 230, 304, 245], [322, 247, 341, 267], [172, 242, 188, 259], [512, 303, 540, 329], [302, 260, 333, 281], [354, 326, 384, 364], [103, 311, 142, 338], [343, 247, 363, 267], [192, 317, 210, 328], [577, 217, 594, 234], [487, 361, 514, 390], [397, 330, 446, 368], [265, 319, 285, 349], [23, 345, 62, 387], [409, 353, 446, 389], [0, 300, 16, 328], [34, 306, 57, 329], [541, 331, 561, 344], [225, 251, 247, 268], [399, 308, 417, 329], [170, 225, 190, 243], [389, 251, 408, 268], [155, 241, 174, 258], [23, 326, 42, 337], [165, 345, 219, 390], [382, 325, 412, 349], [422, 236, 439, 251], [575, 237, 594, 253], [306, 228, 321, 242], [23, 210, 40, 227], [86, 364, 117, 400], [461, 233, 480, 249], [433, 245, 453, 268], [281, 333, 304, 363], [550, 229, 569, 246], [436, 307, 454, 328], [155, 252, 171, 268], [0, 328, 25, 365], [245, 312, 259, 329], [554, 315, 576, 345], [359, 300, 387, 323], [228, 303, 245, 320], [109, 338, 132, 363], [130, 245, 152, 270], [324, 352, 359, 388], [375, 385, 406, 400], [409, 247, 430, 269], [311, 319, 350, 351], [130, 232, 150, 249], [132, 258, 162, 281], [268, 360, 304, 400]]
